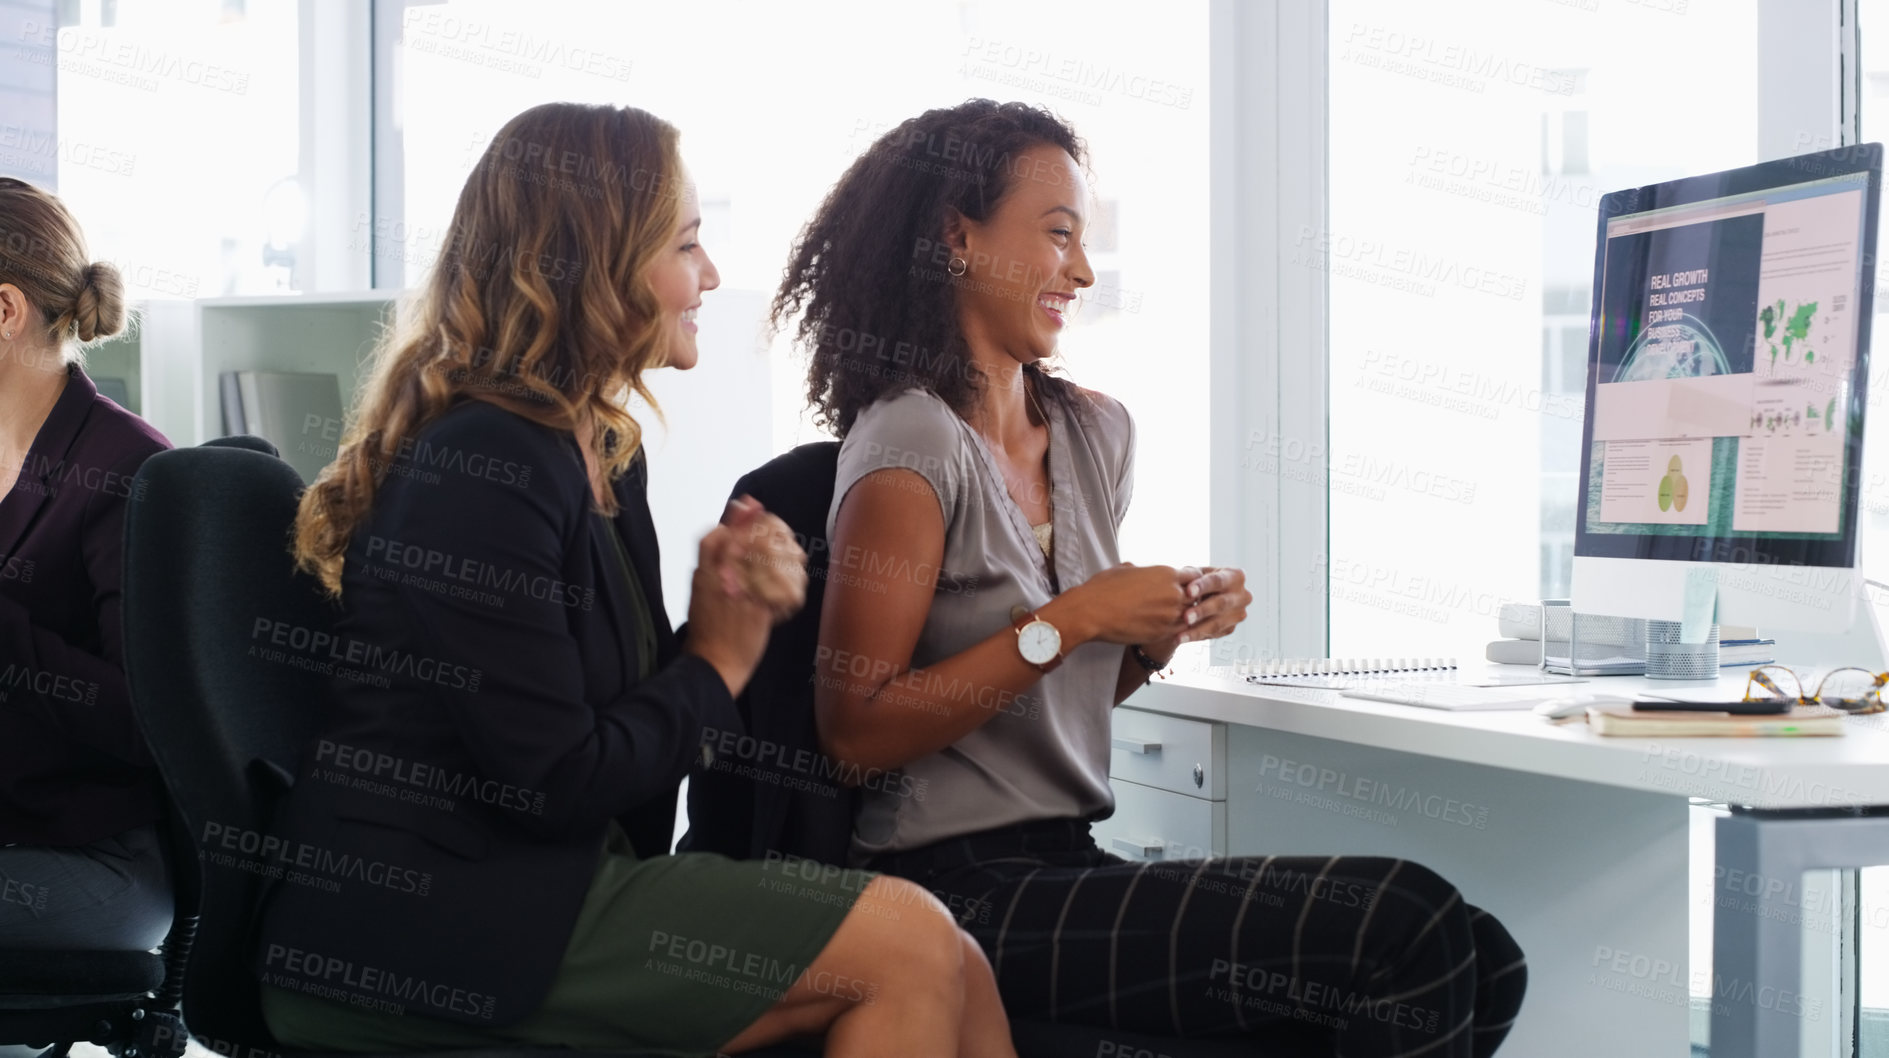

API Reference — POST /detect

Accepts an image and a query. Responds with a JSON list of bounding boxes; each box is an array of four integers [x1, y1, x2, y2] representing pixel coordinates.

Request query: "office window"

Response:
[[377, 0, 1209, 599], [1327, 0, 1758, 657], [1330, 16, 1758, 1051], [15, 0, 302, 298]]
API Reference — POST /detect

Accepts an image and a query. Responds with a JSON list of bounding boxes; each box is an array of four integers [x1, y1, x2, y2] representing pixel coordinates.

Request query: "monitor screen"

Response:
[[1575, 145, 1882, 571]]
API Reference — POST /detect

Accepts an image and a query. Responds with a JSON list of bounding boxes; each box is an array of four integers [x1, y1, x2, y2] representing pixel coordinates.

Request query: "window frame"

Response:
[[300, 0, 373, 292], [1208, 0, 1331, 666]]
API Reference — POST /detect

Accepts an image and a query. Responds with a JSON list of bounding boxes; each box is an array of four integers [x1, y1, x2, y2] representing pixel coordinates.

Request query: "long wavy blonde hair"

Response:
[[294, 102, 685, 595]]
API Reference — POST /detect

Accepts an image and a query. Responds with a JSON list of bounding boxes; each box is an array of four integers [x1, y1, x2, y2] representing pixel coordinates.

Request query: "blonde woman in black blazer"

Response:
[[249, 103, 1015, 1058]]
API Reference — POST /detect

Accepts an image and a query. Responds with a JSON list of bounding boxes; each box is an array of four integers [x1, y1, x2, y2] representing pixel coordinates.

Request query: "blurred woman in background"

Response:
[[0, 177, 172, 954]]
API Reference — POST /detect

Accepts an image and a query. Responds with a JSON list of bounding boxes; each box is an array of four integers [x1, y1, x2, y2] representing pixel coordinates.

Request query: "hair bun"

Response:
[[72, 260, 125, 343]]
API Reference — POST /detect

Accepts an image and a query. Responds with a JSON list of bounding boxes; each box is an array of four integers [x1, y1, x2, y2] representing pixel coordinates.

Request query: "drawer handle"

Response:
[[1111, 836, 1165, 859], [1112, 736, 1162, 755]]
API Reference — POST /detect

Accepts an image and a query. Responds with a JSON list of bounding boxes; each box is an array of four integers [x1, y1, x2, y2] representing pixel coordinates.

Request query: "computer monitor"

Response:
[[1571, 144, 1882, 639]]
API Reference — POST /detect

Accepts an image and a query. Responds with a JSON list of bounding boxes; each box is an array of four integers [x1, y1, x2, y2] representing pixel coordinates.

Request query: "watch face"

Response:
[[1019, 620, 1061, 665]]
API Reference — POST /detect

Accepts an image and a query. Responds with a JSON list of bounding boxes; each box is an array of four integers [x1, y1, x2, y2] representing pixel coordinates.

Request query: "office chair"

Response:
[[0, 454, 285, 1058], [686, 443, 1321, 1058], [0, 945, 178, 1058], [682, 443, 856, 865], [120, 441, 815, 1058], [203, 435, 284, 459]]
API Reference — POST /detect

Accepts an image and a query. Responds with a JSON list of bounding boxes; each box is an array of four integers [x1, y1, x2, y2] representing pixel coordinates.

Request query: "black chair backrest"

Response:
[[684, 441, 858, 864], [202, 434, 283, 459], [122, 444, 336, 1051]]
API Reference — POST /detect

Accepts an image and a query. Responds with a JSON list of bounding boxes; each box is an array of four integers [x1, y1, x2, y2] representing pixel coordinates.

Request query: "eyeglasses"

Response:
[[1744, 665, 1889, 714]]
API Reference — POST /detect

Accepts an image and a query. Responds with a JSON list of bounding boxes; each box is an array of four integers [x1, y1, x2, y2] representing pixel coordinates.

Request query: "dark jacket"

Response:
[[0, 363, 170, 847], [251, 399, 741, 1027]]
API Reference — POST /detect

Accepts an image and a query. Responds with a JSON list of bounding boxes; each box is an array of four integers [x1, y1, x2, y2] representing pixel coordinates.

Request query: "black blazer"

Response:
[[0, 363, 170, 846], [251, 399, 741, 1027]]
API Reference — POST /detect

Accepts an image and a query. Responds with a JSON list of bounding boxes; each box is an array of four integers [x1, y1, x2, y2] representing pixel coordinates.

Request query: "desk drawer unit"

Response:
[[1108, 706, 1226, 798], [1097, 706, 1229, 863], [1095, 778, 1228, 862]]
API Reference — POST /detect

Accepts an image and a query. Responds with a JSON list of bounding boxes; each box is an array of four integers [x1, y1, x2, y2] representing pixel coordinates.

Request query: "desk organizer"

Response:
[[1644, 619, 1721, 679], [1540, 599, 1648, 676]]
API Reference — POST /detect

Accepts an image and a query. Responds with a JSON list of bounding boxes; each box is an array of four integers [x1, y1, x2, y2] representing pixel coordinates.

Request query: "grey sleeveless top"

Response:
[[826, 385, 1137, 860]]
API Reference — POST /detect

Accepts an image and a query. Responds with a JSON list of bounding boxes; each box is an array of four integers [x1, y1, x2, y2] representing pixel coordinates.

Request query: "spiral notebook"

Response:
[[1245, 657, 1583, 691]]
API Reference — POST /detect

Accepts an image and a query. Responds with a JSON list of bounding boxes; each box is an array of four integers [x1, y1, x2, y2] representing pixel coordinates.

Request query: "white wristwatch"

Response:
[[1011, 608, 1064, 673]]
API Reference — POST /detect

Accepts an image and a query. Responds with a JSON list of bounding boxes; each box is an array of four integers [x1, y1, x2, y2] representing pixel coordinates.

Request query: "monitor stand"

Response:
[[1769, 584, 1889, 674]]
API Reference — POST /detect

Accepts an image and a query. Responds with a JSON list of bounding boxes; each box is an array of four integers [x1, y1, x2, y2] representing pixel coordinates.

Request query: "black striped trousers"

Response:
[[870, 819, 1526, 1057]]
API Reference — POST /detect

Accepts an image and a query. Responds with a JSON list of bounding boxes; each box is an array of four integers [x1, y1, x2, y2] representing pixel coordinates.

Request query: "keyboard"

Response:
[[1337, 681, 1561, 712]]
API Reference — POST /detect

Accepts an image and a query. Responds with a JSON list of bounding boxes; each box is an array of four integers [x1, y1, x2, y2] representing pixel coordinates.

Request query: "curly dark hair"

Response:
[[773, 99, 1094, 438]]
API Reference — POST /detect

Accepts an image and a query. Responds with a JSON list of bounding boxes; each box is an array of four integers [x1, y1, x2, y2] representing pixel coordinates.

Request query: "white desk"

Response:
[[1111, 666, 1889, 1058]]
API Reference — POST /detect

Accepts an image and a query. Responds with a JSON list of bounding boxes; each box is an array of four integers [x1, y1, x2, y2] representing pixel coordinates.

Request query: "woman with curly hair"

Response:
[[250, 102, 1016, 1058], [779, 99, 1528, 1055]]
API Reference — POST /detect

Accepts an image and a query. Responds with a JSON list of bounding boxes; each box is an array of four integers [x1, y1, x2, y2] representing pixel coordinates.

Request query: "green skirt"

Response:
[[260, 824, 874, 1057]]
